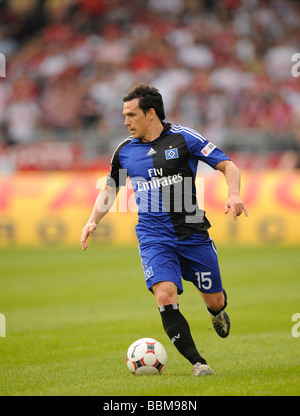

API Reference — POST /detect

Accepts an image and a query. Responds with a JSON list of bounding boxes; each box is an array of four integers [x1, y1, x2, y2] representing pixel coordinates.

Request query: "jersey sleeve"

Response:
[[106, 140, 129, 187], [183, 128, 230, 169]]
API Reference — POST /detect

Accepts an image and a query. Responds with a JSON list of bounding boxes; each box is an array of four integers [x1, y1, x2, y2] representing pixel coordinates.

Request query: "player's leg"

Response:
[[152, 281, 212, 376], [180, 238, 230, 338], [200, 289, 230, 339], [138, 242, 212, 375], [200, 291, 225, 311], [152, 281, 178, 307]]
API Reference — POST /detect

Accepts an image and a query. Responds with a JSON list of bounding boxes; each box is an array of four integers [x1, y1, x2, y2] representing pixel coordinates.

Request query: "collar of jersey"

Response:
[[131, 122, 171, 144]]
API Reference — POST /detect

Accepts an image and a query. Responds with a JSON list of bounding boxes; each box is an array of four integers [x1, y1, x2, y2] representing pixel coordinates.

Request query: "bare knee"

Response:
[[208, 298, 225, 311], [201, 291, 225, 311], [152, 281, 178, 307]]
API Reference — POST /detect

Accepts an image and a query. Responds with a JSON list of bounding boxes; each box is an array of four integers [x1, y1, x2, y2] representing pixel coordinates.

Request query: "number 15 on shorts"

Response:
[[195, 271, 212, 290]]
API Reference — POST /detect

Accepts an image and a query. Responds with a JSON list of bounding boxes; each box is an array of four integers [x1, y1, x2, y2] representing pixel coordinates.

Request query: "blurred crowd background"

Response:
[[0, 0, 300, 171]]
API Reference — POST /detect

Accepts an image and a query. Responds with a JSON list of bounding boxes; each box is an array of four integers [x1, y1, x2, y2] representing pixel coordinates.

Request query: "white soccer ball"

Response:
[[126, 337, 167, 375]]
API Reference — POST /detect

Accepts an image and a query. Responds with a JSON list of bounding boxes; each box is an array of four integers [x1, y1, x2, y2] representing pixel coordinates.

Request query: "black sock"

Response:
[[159, 303, 206, 365]]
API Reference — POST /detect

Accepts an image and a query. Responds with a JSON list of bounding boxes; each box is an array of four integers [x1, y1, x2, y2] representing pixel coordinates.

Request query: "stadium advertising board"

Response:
[[0, 171, 299, 247]]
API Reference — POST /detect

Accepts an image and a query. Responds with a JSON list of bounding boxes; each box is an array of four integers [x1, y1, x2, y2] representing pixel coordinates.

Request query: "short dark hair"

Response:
[[123, 83, 165, 121]]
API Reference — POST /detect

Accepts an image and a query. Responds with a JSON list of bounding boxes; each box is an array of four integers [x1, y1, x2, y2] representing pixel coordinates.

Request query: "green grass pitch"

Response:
[[0, 245, 300, 396]]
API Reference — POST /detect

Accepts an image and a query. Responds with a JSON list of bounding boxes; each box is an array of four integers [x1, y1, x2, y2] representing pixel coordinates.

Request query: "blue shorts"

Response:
[[138, 233, 223, 295]]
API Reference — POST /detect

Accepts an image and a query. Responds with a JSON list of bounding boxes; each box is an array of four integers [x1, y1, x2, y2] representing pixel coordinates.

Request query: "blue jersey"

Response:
[[107, 123, 230, 242]]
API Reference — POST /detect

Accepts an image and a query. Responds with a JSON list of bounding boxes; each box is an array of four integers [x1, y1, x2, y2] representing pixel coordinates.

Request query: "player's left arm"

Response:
[[215, 160, 248, 221]]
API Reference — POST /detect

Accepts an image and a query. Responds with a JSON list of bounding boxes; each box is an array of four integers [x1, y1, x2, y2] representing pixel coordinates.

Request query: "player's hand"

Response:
[[81, 222, 97, 251], [224, 194, 248, 221]]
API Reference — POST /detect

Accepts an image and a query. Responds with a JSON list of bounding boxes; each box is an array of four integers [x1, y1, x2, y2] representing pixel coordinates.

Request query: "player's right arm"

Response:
[[81, 139, 129, 251], [80, 185, 119, 251]]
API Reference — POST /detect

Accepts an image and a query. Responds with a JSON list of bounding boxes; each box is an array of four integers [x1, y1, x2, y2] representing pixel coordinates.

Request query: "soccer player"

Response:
[[81, 84, 248, 376]]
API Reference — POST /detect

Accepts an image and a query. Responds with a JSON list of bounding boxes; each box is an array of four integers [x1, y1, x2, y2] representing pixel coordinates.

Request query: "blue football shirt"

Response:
[[106, 123, 230, 242]]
